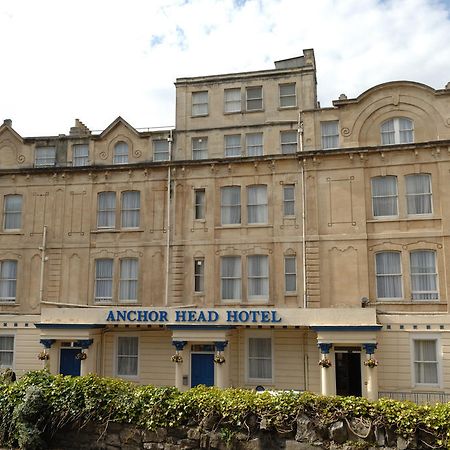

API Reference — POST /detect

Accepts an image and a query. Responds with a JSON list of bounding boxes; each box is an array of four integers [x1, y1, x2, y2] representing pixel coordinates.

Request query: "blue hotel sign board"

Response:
[[106, 308, 282, 324]]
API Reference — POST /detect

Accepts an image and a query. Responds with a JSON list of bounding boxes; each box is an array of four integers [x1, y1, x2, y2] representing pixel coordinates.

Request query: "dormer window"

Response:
[[381, 118, 414, 145], [35, 147, 56, 167], [113, 142, 128, 164]]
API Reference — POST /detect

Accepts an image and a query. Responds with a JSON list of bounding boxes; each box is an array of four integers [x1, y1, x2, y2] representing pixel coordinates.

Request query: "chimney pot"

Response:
[[3, 119, 12, 127]]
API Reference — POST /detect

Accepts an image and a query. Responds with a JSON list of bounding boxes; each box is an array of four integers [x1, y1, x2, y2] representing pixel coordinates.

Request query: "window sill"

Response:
[[284, 292, 297, 297], [375, 300, 443, 305], [91, 228, 144, 234], [245, 109, 264, 113], [191, 114, 209, 118], [0, 231, 24, 235], [278, 106, 298, 111], [224, 111, 242, 115], [368, 216, 438, 223], [0, 301, 18, 305], [216, 224, 273, 229]]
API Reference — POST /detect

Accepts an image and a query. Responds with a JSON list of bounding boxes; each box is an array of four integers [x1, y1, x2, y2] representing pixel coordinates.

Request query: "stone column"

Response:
[[214, 341, 228, 388], [318, 343, 334, 396], [172, 341, 187, 390], [363, 343, 378, 401], [39, 339, 55, 373], [76, 339, 94, 376]]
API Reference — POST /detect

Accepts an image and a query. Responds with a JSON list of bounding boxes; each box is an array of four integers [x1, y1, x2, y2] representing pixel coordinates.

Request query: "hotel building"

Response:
[[1, 49, 450, 401]]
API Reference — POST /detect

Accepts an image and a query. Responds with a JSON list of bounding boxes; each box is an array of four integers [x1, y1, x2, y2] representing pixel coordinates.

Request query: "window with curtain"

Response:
[[153, 139, 170, 161], [0, 336, 14, 368], [381, 118, 414, 145], [97, 192, 116, 228], [245, 133, 263, 156], [283, 185, 295, 216], [279, 83, 296, 108], [72, 144, 89, 166], [248, 255, 269, 300], [371, 176, 398, 217], [95, 259, 113, 302], [35, 147, 56, 167], [113, 142, 128, 164], [246, 86, 263, 111], [221, 256, 241, 301], [413, 339, 439, 385], [194, 258, 204, 293], [406, 174, 432, 215], [117, 336, 138, 376], [375, 252, 402, 299], [3, 195, 22, 230], [225, 134, 241, 157], [119, 258, 138, 302], [247, 185, 268, 224], [280, 131, 297, 154], [194, 189, 205, 220], [248, 337, 272, 381], [0, 260, 17, 302], [121, 191, 140, 228], [224, 88, 241, 113], [192, 137, 208, 160], [410, 250, 438, 300], [321, 121, 339, 149], [192, 91, 208, 116], [284, 256, 296, 293], [221, 186, 241, 225]]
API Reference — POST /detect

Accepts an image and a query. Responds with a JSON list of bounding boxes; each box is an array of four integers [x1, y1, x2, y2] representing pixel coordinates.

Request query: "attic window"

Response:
[[113, 142, 128, 164], [381, 118, 414, 145], [35, 147, 56, 167]]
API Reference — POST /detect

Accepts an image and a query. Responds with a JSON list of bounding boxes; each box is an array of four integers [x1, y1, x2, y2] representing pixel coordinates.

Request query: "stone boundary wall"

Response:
[[49, 414, 425, 450]]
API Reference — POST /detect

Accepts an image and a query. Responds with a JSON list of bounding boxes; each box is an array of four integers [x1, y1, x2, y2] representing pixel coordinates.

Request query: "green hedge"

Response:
[[1, 370, 450, 449]]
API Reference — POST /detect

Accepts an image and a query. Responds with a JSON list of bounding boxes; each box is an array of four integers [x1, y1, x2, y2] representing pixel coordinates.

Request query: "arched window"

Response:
[[380, 118, 414, 145], [113, 141, 128, 164]]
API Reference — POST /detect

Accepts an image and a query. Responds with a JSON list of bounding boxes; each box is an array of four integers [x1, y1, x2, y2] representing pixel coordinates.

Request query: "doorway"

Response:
[[60, 347, 81, 376], [191, 344, 214, 387], [335, 347, 362, 396]]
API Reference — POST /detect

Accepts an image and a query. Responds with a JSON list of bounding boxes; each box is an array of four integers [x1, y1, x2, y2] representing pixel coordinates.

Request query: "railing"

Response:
[[379, 391, 450, 404]]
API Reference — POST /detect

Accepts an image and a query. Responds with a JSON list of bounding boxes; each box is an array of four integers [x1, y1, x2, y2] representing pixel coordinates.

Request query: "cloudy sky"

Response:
[[1, 0, 449, 136]]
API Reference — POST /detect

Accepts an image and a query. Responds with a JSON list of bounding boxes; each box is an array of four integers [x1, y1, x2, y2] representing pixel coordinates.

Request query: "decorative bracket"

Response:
[[214, 341, 228, 352], [172, 341, 187, 351], [318, 343, 332, 354], [75, 339, 94, 349], [362, 343, 377, 355], [40, 339, 55, 349]]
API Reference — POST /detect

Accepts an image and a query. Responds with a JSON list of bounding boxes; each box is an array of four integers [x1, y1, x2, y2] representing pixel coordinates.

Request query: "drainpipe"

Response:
[[164, 130, 173, 306], [39, 225, 48, 303], [298, 113, 307, 309]]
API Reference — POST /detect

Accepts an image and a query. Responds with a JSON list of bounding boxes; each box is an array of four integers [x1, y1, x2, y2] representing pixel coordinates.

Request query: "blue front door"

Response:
[[191, 353, 214, 387], [60, 348, 81, 376]]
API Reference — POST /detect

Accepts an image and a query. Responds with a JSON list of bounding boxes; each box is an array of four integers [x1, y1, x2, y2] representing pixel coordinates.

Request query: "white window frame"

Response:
[[247, 255, 269, 302], [192, 91, 208, 117], [192, 137, 208, 160], [246, 330, 274, 384], [247, 185, 268, 224], [120, 191, 140, 229], [113, 142, 129, 165], [410, 250, 438, 300], [375, 251, 403, 300], [119, 258, 138, 303], [220, 256, 241, 302], [224, 134, 242, 158], [94, 258, 113, 303], [0, 260, 17, 303], [321, 121, 339, 149], [35, 146, 56, 167], [371, 176, 398, 218], [410, 335, 441, 388], [221, 186, 241, 225], [194, 258, 205, 293], [153, 139, 170, 162], [72, 144, 89, 167], [246, 86, 263, 111], [405, 174, 432, 216], [381, 117, 414, 145], [284, 255, 297, 293], [97, 192, 116, 229], [0, 335, 15, 369], [283, 185, 295, 217], [116, 335, 139, 378], [245, 133, 263, 157], [194, 189, 205, 220], [224, 88, 241, 113], [3, 194, 22, 231], [280, 130, 297, 154], [279, 83, 296, 108]]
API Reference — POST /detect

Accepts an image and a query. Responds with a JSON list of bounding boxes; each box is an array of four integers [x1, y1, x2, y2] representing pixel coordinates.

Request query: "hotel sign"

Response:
[[106, 308, 282, 324]]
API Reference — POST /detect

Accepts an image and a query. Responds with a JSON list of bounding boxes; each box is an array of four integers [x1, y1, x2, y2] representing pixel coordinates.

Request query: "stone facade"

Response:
[[1, 49, 450, 401]]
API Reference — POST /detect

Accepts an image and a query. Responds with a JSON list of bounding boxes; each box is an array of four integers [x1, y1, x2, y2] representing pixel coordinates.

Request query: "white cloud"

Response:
[[0, 0, 449, 136]]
